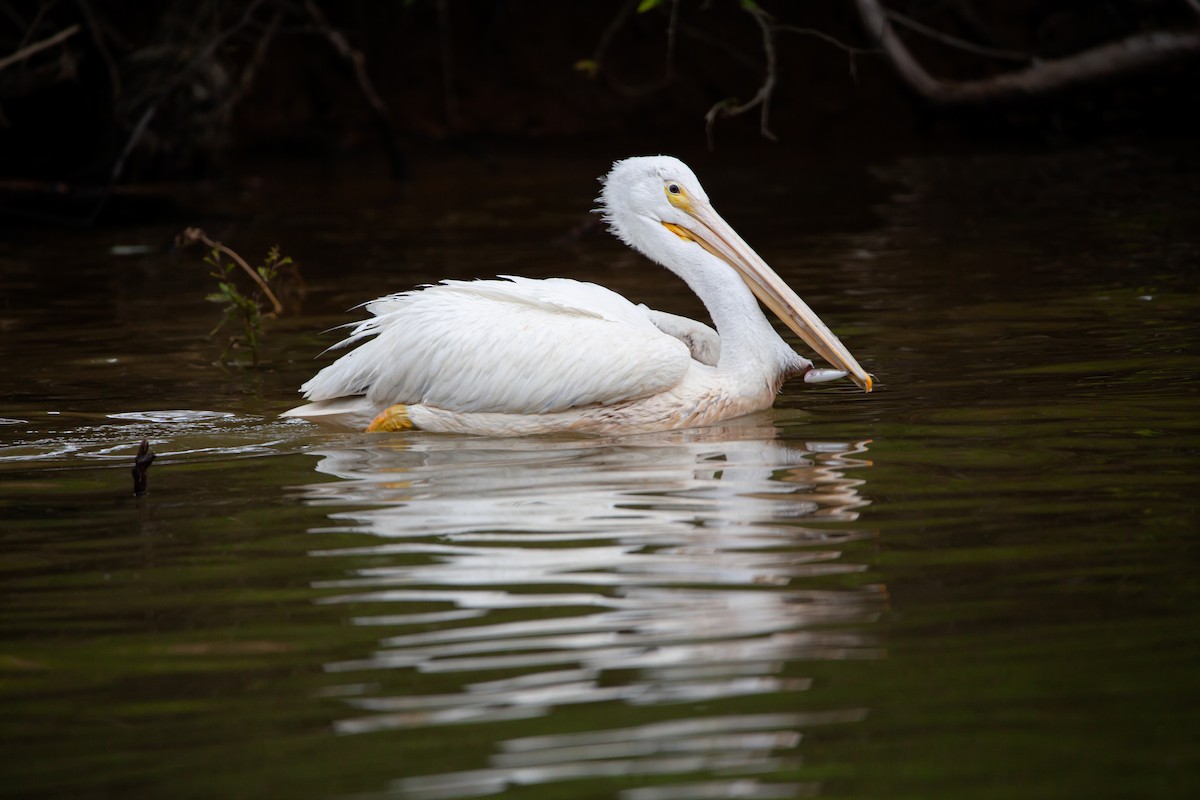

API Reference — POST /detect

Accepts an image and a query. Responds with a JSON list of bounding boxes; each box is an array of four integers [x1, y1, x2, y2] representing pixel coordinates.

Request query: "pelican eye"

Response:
[[664, 181, 690, 210]]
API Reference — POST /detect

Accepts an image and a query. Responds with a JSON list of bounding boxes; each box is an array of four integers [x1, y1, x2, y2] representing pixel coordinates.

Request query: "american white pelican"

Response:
[[282, 155, 873, 435]]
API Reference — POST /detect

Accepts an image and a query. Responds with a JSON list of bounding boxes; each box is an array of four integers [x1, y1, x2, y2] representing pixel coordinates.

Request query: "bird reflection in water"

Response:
[[299, 415, 883, 799]]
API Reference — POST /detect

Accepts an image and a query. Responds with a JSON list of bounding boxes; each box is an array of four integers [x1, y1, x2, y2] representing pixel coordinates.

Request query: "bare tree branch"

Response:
[[75, 0, 122, 103], [855, 0, 1200, 106], [109, 0, 266, 187], [304, 0, 405, 179], [664, 0, 680, 83], [705, 1, 778, 149], [775, 24, 877, 57], [0, 3, 30, 33], [884, 9, 1031, 63], [679, 20, 760, 72], [224, 8, 281, 115], [592, 0, 638, 73], [0, 23, 80, 72], [14, 1, 53, 51], [591, 0, 681, 97], [776, 23, 879, 81], [435, 0, 460, 129]]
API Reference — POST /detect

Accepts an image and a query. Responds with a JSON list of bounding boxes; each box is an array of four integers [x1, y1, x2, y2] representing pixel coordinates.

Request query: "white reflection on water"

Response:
[[0, 410, 296, 464], [299, 415, 881, 799]]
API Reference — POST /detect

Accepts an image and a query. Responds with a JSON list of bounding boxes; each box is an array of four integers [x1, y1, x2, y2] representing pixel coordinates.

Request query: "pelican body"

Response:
[[282, 156, 872, 435]]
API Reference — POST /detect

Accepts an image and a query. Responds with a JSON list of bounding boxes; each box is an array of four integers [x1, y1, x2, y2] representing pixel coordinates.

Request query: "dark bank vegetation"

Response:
[[2, 0, 1198, 222]]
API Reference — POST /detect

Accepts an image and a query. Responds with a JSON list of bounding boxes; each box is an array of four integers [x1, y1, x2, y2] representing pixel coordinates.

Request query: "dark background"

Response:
[[2, 0, 1198, 211]]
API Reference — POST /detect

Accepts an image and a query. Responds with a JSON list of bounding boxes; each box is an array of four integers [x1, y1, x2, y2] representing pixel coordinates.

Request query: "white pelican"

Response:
[[282, 155, 873, 435]]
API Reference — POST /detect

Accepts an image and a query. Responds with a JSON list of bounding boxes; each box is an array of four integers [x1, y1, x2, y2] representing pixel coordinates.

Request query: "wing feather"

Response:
[[300, 279, 692, 415]]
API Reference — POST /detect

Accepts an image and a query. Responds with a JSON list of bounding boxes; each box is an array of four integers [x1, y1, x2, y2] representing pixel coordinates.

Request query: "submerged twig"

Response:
[[132, 439, 155, 497]]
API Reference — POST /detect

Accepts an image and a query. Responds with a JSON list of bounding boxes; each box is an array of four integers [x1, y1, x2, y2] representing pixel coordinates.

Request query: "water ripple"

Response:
[[0, 409, 302, 465]]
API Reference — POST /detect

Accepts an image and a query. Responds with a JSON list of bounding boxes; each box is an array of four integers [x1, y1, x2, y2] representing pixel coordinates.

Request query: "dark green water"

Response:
[[2, 145, 1198, 799]]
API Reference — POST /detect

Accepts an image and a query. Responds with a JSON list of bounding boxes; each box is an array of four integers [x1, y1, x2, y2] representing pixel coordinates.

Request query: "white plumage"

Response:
[[283, 156, 872, 435]]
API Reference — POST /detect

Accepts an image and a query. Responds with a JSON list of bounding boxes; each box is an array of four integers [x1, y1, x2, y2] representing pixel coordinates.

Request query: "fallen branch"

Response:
[[855, 0, 1200, 106], [0, 23, 80, 72]]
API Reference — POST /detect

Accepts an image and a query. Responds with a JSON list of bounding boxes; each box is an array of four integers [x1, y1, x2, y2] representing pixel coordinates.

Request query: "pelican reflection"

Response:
[[297, 416, 882, 798]]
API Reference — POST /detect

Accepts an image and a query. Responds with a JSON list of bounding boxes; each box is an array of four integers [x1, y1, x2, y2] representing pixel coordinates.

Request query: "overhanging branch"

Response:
[[855, 0, 1200, 106]]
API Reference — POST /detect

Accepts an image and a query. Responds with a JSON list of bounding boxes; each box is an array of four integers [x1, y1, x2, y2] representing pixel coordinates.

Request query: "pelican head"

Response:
[[598, 155, 873, 392]]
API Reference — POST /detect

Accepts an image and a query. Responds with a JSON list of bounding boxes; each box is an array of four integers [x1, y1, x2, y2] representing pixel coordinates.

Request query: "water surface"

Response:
[[1, 145, 1197, 798]]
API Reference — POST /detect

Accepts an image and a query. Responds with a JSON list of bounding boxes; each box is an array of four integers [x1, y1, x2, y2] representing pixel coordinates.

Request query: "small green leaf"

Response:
[[637, 0, 663, 13]]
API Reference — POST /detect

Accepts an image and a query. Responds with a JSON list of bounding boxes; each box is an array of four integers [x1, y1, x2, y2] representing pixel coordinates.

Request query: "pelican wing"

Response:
[[638, 306, 720, 366], [300, 278, 694, 415]]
